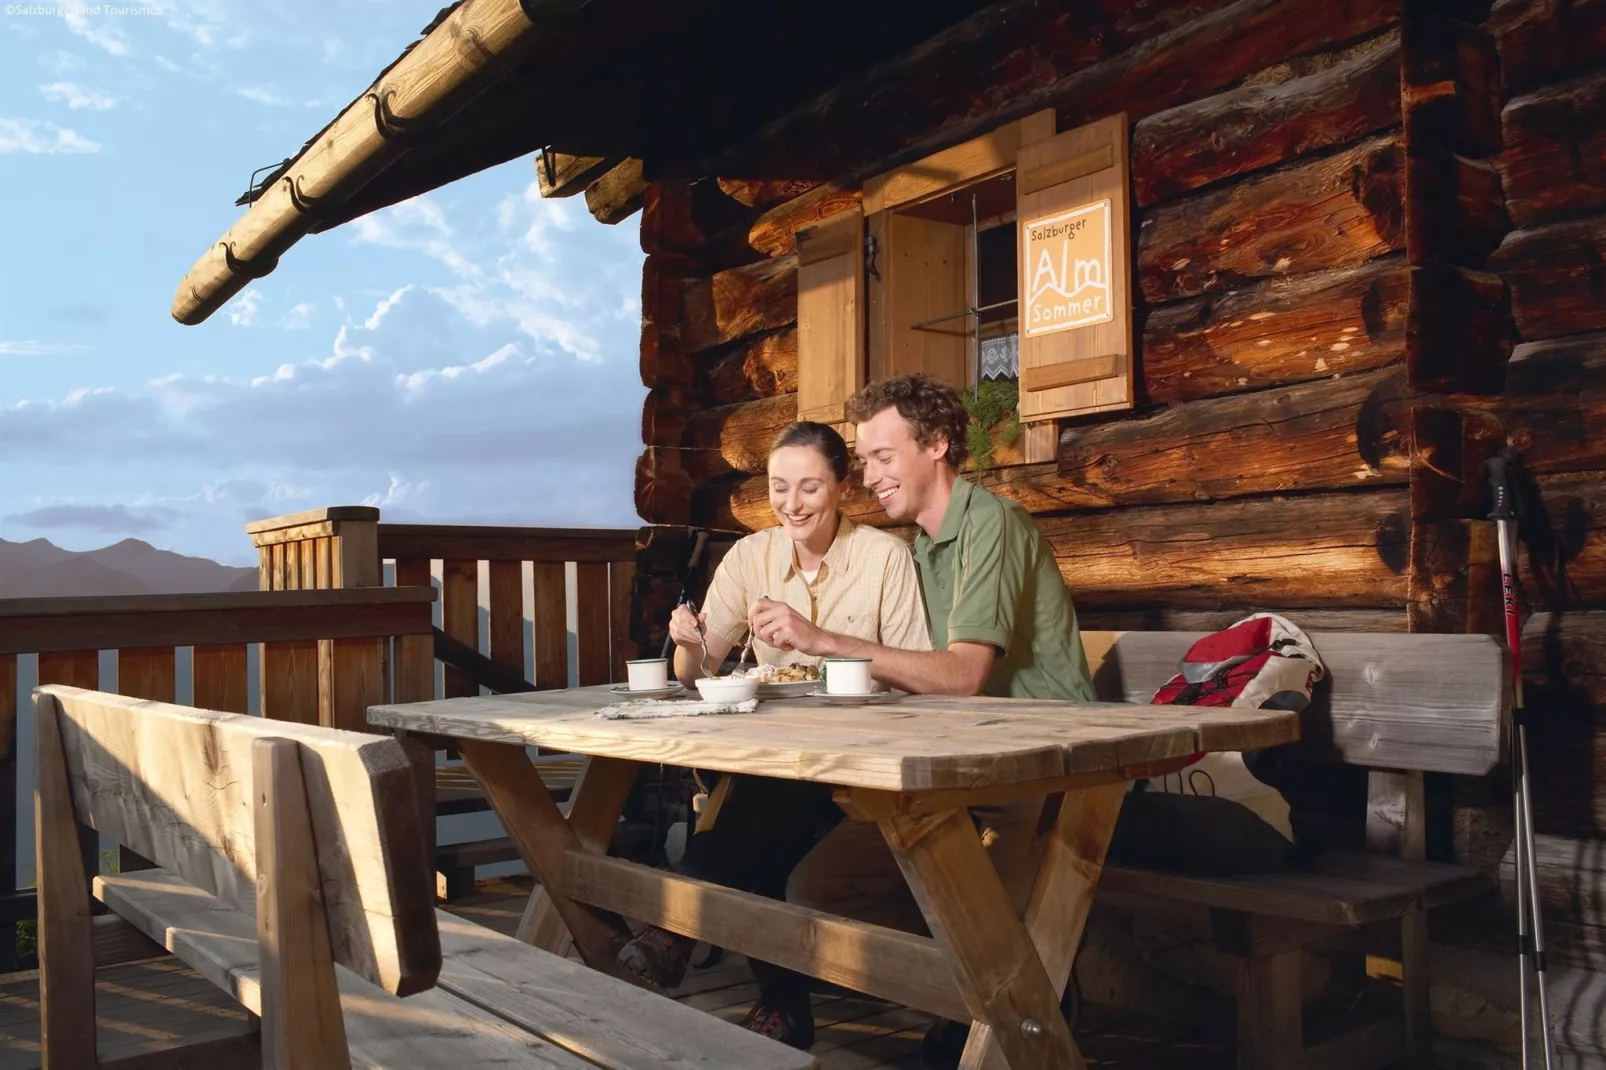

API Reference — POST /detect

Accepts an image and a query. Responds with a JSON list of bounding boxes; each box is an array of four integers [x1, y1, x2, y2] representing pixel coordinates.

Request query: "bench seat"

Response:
[[1101, 850, 1495, 928], [98, 868, 817, 1070]]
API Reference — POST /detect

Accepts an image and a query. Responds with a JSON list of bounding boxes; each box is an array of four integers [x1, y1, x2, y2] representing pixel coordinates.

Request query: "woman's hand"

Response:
[[668, 603, 708, 650], [749, 597, 834, 656]]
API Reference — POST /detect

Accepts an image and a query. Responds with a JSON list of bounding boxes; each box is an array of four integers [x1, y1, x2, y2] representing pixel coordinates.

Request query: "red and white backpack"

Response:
[[1141, 613, 1326, 839]]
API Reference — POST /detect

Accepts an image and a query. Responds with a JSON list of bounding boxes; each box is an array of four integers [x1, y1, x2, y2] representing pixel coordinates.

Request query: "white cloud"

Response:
[[0, 118, 101, 155], [40, 82, 120, 110], [40, 51, 85, 74], [153, 55, 181, 73], [64, 11, 130, 55], [235, 86, 290, 106], [227, 288, 263, 327], [353, 197, 482, 280], [0, 341, 90, 356], [281, 302, 314, 330]]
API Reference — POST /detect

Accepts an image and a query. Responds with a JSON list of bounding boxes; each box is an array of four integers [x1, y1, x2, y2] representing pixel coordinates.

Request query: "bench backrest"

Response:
[[36, 685, 439, 995], [1083, 630, 1509, 776]]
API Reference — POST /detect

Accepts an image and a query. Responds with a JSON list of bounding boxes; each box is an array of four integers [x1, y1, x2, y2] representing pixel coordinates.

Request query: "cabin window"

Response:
[[793, 110, 1134, 460]]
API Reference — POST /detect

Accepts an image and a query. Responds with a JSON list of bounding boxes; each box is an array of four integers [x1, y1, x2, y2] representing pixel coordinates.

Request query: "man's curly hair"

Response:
[[844, 373, 970, 469]]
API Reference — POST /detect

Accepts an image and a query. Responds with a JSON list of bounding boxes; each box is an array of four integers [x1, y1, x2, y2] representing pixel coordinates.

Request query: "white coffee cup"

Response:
[[821, 657, 873, 695], [626, 658, 670, 691]]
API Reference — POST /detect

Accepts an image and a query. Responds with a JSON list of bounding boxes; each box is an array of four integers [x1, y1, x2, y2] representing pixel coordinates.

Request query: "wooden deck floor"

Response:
[[0, 876, 1232, 1069]]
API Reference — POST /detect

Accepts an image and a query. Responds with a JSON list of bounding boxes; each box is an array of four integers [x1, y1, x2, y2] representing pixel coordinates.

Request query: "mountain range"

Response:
[[0, 537, 258, 598]]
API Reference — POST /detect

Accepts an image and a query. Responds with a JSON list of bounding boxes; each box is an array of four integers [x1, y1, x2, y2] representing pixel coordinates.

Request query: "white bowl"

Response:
[[694, 676, 760, 703]]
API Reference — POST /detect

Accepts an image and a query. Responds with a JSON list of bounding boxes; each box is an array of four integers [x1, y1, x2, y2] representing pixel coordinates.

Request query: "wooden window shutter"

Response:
[[1015, 113, 1134, 421], [795, 205, 866, 430], [869, 211, 968, 389]]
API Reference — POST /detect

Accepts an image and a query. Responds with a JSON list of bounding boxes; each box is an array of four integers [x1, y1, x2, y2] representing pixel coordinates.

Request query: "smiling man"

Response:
[[744, 373, 1096, 1065]]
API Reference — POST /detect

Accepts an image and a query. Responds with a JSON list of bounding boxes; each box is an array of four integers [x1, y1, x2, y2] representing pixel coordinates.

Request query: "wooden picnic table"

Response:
[[369, 686, 1299, 1070]]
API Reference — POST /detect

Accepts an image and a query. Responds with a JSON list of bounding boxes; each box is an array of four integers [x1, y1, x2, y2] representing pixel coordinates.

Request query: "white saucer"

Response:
[[608, 683, 685, 700], [809, 689, 902, 706]]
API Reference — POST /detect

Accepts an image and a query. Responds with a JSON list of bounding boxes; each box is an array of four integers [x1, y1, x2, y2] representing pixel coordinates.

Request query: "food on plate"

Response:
[[733, 663, 820, 683]]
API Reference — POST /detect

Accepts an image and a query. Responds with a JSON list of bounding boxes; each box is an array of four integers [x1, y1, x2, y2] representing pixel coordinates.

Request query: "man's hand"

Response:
[[749, 597, 834, 656]]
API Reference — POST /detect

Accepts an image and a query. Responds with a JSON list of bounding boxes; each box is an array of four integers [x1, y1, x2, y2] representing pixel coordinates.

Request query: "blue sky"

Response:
[[0, 1, 648, 566]]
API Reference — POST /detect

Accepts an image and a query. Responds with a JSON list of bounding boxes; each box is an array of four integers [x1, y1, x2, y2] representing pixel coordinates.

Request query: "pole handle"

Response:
[[1487, 452, 1515, 521]]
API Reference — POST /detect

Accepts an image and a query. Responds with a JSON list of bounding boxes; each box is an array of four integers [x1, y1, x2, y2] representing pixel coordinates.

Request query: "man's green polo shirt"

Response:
[[912, 476, 1096, 702]]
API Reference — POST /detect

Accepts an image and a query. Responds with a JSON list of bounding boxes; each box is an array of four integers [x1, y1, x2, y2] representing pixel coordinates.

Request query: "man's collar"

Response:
[[929, 476, 974, 547]]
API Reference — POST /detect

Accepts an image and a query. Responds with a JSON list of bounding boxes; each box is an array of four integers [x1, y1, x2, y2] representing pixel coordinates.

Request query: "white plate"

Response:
[[755, 679, 821, 699], [809, 689, 902, 706], [608, 683, 685, 700]]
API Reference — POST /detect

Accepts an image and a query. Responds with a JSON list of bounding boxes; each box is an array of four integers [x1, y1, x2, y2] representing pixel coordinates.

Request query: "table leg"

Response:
[[959, 784, 1127, 1070], [457, 741, 634, 976], [879, 805, 1088, 1070], [515, 756, 642, 954]]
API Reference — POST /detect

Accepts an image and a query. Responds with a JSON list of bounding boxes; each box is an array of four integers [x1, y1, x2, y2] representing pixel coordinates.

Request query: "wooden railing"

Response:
[[247, 508, 643, 699], [0, 586, 437, 969]]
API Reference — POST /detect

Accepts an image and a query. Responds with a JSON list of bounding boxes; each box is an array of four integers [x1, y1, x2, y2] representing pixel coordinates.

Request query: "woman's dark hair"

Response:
[[769, 421, 851, 482]]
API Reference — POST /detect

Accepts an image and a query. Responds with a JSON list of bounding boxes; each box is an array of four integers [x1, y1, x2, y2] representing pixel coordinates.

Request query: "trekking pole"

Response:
[[1487, 447, 1555, 1070], [660, 530, 710, 660]]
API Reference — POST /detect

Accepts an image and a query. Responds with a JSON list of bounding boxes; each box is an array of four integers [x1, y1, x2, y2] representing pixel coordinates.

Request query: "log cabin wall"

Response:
[[624, 0, 1606, 1057]]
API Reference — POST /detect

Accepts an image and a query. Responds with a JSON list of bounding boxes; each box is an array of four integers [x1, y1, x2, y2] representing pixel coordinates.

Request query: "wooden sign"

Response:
[[1022, 199, 1115, 336], [1015, 114, 1134, 422]]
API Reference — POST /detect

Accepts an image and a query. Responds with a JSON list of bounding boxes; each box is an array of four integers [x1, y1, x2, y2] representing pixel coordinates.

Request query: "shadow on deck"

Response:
[[0, 877, 1232, 1070]]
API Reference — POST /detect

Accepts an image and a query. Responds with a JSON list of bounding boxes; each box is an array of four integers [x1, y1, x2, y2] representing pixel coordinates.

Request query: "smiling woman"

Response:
[[664, 419, 933, 691]]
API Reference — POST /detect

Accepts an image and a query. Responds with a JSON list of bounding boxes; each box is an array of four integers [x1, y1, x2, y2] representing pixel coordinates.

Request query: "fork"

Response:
[[685, 600, 716, 679]]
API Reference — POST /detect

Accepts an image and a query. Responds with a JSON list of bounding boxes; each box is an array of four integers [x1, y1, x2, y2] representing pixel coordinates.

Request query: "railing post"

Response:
[[246, 507, 383, 731]]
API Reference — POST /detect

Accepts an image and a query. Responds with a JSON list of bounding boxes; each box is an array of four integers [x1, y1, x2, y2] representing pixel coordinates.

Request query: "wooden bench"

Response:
[[34, 685, 817, 1070], [1082, 629, 1507, 1070]]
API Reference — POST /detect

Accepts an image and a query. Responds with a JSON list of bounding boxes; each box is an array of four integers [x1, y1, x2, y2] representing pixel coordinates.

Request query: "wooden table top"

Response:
[[369, 687, 1299, 792]]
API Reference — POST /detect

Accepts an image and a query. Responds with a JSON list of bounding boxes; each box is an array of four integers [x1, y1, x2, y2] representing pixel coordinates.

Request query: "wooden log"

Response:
[[1499, 67, 1606, 230], [737, 183, 863, 261], [641, 386, 693, 448], [1403, 152, 1508, 269], [584, 158, 645, 225], [634, 445, 692, 527], [1137, 133, 1404, 305], [1489, 214, 1606, 342], [706, 0, 1399, 195], [1038, 489, 1411, 609], [681, 255, 797, 354], [1054, 367, 1420, 509], [1407, 516, 1499, 634], [702, 328, 798, 406], [639, 178, 751, 259], [715, 178, 822, 210], [1405, 266, 1513, 394], [1141, 258, 1408, 405], [1522, 472, 1606, 610], [1401, 16, 1502, 160], [1079, 607, 1407, 633], [1131, 29, 1402, 206], [1488, 0, 1606, 93], [535, 152, 619, 200], [681, 393, 797, 480], [1408, 405, 1506, 521], [1482, 331, 1606, 474]]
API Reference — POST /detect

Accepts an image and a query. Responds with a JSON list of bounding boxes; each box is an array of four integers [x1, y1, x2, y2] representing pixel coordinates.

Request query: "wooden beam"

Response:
[[1405, 265, 1512, 394], [375, 525, 637, 564], [536, 152, 620, 199], [1401, 15, 1502, 160], [584, 158, 646, 225], [563, 849, 972, 1023], [702, 328, 798, 406], [1481, 330, 1606, 475], [35, 692, 96, 1070], [1138, 132, 1404, 305]]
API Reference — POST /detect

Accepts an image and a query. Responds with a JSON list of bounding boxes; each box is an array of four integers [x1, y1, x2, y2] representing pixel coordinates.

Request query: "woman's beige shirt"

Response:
[[702, 515, 933, 667]]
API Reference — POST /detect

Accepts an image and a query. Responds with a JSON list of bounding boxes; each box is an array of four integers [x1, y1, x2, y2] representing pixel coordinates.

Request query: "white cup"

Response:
[[821, 657, 873, 695], [626, 658, 670, 691]]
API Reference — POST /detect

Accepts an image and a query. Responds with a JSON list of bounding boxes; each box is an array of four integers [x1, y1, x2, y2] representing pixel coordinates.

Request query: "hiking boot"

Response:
[[616, 926, 695, 990], [740, 995, 815, 1050]]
